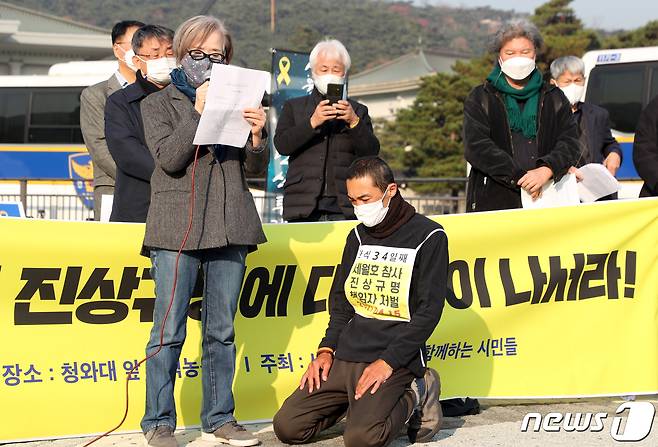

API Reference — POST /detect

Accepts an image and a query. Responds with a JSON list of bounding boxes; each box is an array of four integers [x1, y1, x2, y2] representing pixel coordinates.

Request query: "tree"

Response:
[[8, 0, 508, 72], [378, 56, 491, 193], [287, 25, 322, 53], [531, 0, 600, 74], [604, 21, 658, 48]]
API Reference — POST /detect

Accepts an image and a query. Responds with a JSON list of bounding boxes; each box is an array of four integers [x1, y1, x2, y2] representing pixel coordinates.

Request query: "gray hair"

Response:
[[131, 25, 175, 53], [173, 15, 229, 64], [309, 39, 351, 73], [490, 19, 544, 54], [550, 56, 585, 80]]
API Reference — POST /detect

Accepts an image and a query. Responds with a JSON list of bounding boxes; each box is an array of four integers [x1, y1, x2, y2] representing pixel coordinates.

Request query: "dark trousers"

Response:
[[273, 359, 415, 447], [288, 210, 347, 223]]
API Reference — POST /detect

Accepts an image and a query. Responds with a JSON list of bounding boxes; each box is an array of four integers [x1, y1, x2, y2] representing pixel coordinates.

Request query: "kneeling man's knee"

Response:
[[273, 409, 313, 444], [343, 424, 387, 447]]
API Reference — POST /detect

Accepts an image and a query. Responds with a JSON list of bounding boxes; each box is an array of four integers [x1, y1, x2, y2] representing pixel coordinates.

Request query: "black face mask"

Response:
[[136, 70, 162, 94], [180, 54, 213, 88]]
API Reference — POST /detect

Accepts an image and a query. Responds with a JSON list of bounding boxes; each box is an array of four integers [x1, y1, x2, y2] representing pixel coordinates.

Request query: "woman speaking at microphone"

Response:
[[139, 15, 267, 447]]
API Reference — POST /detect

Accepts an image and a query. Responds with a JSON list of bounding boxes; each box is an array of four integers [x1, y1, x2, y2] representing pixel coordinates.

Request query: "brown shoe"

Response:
[[143, 426, 177, 447], [408, 368, 443, 443], [201, 421, 259, 446]]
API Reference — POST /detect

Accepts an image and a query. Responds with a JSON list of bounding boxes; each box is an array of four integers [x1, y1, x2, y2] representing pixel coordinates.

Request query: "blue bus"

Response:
[[0, 62, 114, 217]]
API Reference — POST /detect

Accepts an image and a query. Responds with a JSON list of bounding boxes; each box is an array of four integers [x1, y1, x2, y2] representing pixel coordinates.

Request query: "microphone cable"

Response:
[[82, 145, 202, 446]]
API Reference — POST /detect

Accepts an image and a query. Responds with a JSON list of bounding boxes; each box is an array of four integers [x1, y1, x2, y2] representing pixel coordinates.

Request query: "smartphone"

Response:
[[326, 83, 344, 105]]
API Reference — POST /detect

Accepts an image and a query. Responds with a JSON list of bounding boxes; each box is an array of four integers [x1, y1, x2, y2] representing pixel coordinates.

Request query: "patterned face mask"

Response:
[[181, 54, 213, 88]]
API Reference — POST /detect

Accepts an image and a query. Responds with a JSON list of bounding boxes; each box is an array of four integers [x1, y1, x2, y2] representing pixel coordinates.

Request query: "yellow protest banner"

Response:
[[1, 198, 657, 442]]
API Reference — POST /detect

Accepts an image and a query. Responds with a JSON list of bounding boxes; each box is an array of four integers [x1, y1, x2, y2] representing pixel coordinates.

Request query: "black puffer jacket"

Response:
[[274, 88, 380, 220], [463, 81, 580, 212], [633, 95, 658, 197]]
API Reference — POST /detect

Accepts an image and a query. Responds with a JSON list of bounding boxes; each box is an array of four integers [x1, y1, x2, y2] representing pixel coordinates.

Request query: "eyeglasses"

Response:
[[136, 50, 175, 60], [188, 49, 226, 64]]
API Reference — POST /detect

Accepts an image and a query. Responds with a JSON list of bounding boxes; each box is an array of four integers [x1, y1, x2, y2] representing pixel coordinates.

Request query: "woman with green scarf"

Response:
[[463, 19, 580, 212]]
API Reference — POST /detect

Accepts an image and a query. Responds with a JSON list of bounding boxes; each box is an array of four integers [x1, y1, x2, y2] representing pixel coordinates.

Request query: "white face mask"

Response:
[[354, 187, 391, 227], [123, 49, 138, 72], [145, 57, 177, 85], [116, 45, 138, 72], [559, 83, 585, 105], [313, 73, 344, 95], [499, 56, 536, 80]]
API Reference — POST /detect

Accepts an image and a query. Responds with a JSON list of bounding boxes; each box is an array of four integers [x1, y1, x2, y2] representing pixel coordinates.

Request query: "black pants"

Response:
[[273, 359, 415, 447], [287, 210, 347, 223]]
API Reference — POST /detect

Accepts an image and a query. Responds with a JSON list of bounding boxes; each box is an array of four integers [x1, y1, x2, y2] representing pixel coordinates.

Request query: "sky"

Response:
[[427, 0, 658, 30]]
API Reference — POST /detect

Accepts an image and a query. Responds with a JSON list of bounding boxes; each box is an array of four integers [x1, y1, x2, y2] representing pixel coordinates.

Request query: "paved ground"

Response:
[[4, 397, 657, 446]]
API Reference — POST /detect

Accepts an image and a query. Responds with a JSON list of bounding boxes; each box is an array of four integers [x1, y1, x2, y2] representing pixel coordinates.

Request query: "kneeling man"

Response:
[[274, 157, 448, 447]]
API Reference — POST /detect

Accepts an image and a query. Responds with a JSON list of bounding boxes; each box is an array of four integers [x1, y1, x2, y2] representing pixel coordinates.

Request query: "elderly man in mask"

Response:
[[550, 56, 623, 198], [274, 39, 380, 222]]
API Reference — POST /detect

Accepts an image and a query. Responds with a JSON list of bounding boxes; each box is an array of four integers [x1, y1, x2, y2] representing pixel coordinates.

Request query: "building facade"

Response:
[[0, 1, 111, 75], [349, 49, 469, 120]]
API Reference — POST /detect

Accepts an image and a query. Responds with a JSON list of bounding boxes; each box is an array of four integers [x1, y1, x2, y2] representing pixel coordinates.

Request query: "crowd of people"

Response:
[[79, 14, 657, 447]]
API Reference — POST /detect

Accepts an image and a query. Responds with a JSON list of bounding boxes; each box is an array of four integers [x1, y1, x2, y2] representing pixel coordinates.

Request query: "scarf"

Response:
[[364, 192, 416, 239], [170, 67, 197, 103], [486, 65, 543, 139]]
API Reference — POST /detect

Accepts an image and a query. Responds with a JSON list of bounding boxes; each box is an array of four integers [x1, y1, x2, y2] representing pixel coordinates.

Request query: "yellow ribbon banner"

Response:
[[1, 199, 657, 441], [276, 56, 291, 86]]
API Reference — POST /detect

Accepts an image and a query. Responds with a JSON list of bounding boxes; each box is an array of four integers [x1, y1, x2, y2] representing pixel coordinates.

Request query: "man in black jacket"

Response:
[[634, 95, 658, 197], [274, 158, 447, 447], [274, 39, 380, 222], [105, 24, 175, 222], [550, 56, 622, 200]]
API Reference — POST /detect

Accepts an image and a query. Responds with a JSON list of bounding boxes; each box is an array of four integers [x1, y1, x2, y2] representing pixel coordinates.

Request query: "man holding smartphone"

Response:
[[274, 39, 380, 222]]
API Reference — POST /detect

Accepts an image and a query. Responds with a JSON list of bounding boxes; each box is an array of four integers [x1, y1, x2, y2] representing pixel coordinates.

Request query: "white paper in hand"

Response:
[[521, 173, 580, 209], [577, 163, 619, 202], [100, 194, 113, 222], [193, 64, 269, 147]]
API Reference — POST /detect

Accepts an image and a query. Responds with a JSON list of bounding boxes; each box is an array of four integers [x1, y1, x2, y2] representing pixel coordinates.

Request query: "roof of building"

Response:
[[351, 49, 468, 85], [0, 1, 107, 34], [0, 1, 111, 58]]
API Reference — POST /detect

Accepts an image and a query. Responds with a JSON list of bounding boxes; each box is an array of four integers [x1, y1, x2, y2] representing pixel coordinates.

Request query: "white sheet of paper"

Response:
[[100, 194, 113, 222], [521, 173, 580, 209], [193, 64, 269, 147], [577, 163, 619, 202]]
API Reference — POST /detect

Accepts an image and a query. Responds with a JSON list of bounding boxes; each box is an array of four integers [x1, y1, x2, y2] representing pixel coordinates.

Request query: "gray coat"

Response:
[[140, 84, 268, 251], [80, 75, 121, 189]]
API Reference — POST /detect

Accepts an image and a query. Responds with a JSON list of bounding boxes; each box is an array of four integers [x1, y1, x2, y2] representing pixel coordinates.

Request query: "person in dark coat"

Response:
[[105, 25, 175, 222], [274, 39, 380, 222], [633, 95, 658, 197], [463, 20, 580, 212], [549, 56, 623, 200], [80, 20, 143, 220]]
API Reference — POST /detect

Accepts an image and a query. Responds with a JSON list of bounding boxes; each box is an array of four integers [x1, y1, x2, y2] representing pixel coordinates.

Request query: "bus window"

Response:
[[587, 63, 645, 133], [28, 89, 84, 144], [651, 67, 658, 102], [0, 90, 29, 143]]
